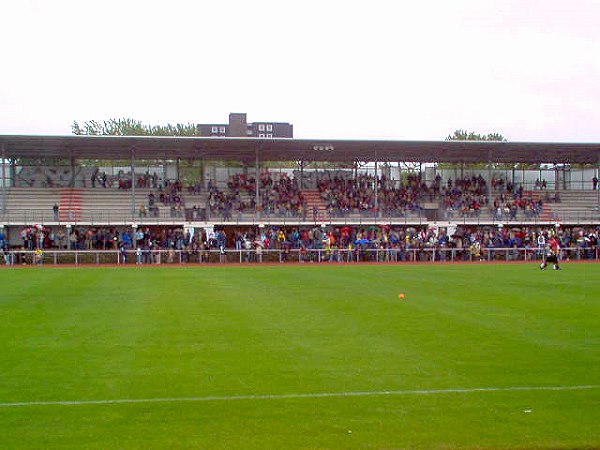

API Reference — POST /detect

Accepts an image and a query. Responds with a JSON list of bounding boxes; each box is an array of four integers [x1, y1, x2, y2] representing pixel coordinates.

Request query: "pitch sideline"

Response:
[[1, 385, 598, 408]]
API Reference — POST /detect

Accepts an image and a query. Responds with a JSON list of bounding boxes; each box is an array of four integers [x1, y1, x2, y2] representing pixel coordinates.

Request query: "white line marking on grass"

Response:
[[1, 385, 598, 408]]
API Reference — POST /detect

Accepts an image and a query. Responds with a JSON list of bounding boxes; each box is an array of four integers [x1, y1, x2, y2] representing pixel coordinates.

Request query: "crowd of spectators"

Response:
[[90, 170, 161, 190], [91, 169, 568, 221], [238, 224, 600, 262], [83, 170, 551, 221], [23, 166, 570, 221], [316, 173, 427, 216], [317, 173, 377, 213], [15, 225, 58, 250], [491, 193, 544, 220], [441, 175, 488, 217], [205, 172, 306, 220], [135, 171, 507, 220], [2, 224, 598, 265], [207, 175, 255, 220], [318, 172, 546, 220], [146, 179, 185, 218]]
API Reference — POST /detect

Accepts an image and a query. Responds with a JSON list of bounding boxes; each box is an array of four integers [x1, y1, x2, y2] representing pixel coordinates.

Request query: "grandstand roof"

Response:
[[1, 134, 599, 164]]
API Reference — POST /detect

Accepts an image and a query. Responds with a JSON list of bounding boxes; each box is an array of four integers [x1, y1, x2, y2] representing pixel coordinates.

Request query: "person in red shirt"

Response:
[[550, 235, 560, 253]]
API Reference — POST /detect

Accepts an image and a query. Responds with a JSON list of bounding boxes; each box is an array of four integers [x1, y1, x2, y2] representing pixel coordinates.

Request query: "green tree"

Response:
[[71, 118, 220, 183], [72, 118, 201, 136], [441, 130, 509, 169], [445, 129, 507, 142]]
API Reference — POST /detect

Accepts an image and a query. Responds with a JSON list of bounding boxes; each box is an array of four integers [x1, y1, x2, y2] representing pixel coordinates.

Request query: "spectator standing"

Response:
[[119, 244, 128, 264], [1, 248, 12, 265]]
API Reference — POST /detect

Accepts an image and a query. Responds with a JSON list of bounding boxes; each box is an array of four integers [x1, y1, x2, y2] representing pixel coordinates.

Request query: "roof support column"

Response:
[[255, 146, 260, 219], [374, 159, 379, 216], [397, 161, 402, 189], [162, 159, 168, 185], [1, 144, 6, 215], [131, 147, 136, 216], [70, 156, 76, 187], [199, 158, 204, 189], [597, 151, 600, 208], [487, 150, 493, 208], [10, 159, 15, 188], [298, 160, 305, 190]]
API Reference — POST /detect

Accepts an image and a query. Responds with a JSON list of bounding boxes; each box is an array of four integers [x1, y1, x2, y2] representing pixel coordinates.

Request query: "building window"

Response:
[[246, 130, 253, 136], [258, 124, 265, 131], [266, 133, 273, 138], [219, 126, 226, 134], [258, 133, 265, 138], [266, 124, 273, 132], [211, 126, 218, 133]]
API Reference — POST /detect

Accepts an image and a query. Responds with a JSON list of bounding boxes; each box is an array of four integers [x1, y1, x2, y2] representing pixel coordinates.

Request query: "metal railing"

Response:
[[3, 208, 600, 226], [0, 209, 430, 225], [2, 247, 597, 266]]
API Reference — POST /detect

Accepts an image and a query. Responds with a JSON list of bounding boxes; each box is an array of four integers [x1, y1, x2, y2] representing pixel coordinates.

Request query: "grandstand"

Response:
[[0, 134, 599, 264], [2, 136, 599, 450]]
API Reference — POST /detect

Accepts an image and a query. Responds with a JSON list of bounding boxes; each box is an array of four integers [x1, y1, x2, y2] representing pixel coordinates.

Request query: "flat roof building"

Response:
[[196, 113, 293, 138]]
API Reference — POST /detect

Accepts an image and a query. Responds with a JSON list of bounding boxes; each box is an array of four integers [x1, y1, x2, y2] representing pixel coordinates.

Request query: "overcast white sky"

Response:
[[1, 0, 599, 142]]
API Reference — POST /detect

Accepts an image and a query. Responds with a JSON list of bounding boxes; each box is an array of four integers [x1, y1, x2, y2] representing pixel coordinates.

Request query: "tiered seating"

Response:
[[550, 190, 600, 222], [483, 190, 546, 222], [1, 188, 155, 223], [82, 188, 154, 222], [1, 183, 598, 224], [2, 188, 61, 222], [186, 190, 257, 221]]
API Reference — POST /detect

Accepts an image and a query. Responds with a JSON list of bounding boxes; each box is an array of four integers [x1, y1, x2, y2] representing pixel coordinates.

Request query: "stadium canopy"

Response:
[[1, 134, 599, 164]]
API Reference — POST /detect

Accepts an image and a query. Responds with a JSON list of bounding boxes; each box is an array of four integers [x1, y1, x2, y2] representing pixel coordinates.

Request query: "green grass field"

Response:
[[1, 263, 599, 449]]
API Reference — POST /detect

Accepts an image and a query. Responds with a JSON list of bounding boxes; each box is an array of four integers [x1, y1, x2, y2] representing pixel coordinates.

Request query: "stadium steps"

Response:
[[537, 206, 555, 221], [527, 191, 556, 221], [301, 190, 328, 220], [59, 188, 83, 221]]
